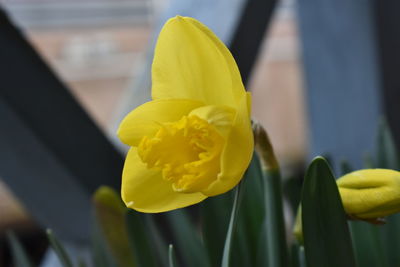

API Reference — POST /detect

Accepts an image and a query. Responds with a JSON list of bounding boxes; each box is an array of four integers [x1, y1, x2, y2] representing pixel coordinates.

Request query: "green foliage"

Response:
[[232, 154, 264, 267], [375, 119, 400, 267], [168, 244, 178, 267], [340, 159, 388, 267], [91, 221, 119, 267], [201, 191, 232, 267], [46, 229, 74, 267], [263, 168, 288, 267], [6, 231, 33, 267], [8, 120, 400, 267], [221, 184, 243, 267], [301, 157, 356, 267], [125, 211, 159, 267], [201, 154, 265, 267], [349, 221, 388, 267], [93, 186, 136, 267], [166, 210, 210, 267], [376, 119, 400, 170]]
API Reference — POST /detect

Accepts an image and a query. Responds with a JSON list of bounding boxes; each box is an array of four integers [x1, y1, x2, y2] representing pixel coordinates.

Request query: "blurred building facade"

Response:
[[2, 0, 155, 128]]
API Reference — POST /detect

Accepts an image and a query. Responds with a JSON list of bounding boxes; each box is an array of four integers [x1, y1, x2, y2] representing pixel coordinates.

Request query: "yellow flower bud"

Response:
[[293, 169, 400, 243], [337, 169, 400, 220]]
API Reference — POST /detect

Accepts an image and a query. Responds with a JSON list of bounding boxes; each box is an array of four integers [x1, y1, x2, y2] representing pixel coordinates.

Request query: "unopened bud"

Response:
[[337, 169, 400, 220], [252, 121, 279, 171]]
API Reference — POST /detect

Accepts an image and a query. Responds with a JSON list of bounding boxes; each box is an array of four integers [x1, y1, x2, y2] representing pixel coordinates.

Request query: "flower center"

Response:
[[137, 115, 224, 193]]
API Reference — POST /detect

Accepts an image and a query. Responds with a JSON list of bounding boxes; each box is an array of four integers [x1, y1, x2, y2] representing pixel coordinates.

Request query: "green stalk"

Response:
[[221, 182, 244, 267], [168, 244, 178, 267], [46, 229, 74, 267], [6, 231, 33, 267], [263, 168, 288, 267], [298, 246, 306, 267], [254, 122, 288, 267]]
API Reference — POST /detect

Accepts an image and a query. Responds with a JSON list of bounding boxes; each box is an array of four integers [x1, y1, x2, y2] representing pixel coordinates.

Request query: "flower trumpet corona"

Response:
[[117, 16, 253, 213], [337, 169, 400, 221]]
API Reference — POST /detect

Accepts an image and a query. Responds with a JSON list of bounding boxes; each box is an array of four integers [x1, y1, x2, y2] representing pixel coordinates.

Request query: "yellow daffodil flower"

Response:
[[337, 169, 400, 220], [293, 168, 400, 243], [117, 16, 253, 213]]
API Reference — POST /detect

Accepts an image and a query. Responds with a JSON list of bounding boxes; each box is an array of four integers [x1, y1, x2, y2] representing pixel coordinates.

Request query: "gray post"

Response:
[[297, 1, 383, 170]]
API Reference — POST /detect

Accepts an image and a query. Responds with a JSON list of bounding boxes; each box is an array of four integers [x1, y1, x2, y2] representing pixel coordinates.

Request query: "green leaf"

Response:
[[6, 231, 33, 267], [221, 182, 244, 267], [201, 154, 266, 267], [92, 186, 136, 267], [283, 174, 303, 215], [201, 191, 233, 267], [378, 215, 400, 267], [46, 229, 74, 267], [78, 259, 88, 267], [301, 157, 356, 267], [262, 168, 288, 267], [125, 211, 159, 267], [349, 221, 388, 267], [234, 154, 264, 267], [289, 244, 301, 267], [375, 119, 400, 267], [340, 159, 388, 267], [166, 209, 210, 267], [376, 119, 400, 170], [168, 244, 178, 267], [201, 155, 262, 267], [91, 221, 118, 267], [298, 246, 306, 267], [230, 221, 251, 267], [144, 215, 169, 266]]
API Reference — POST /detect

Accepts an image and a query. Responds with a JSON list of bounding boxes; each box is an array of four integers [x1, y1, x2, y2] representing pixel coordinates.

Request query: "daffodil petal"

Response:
[[337, 169, 400, 218], [202, 92, 253, 196], [121, 148, 207, 213], [152, 16, 245, 107], [189, 104, 236, 137], [117, 98, 204, 146], [183, 17, 245, 104]]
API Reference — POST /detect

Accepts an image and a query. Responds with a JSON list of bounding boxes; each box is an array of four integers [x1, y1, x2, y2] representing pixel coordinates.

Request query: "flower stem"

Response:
[[221, 182, 244, 267], [168, 244, 178, 267], [253, 121, 288, 266], [263, 168, 288, 267]]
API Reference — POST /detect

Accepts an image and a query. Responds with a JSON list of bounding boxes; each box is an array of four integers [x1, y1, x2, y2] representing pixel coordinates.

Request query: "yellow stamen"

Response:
[[138, 115, 224, 193]]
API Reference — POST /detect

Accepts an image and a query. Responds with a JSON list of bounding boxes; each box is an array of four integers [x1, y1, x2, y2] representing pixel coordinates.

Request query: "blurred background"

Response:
[[0, 0, 398, 265], [1, 0, 305, 161]]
